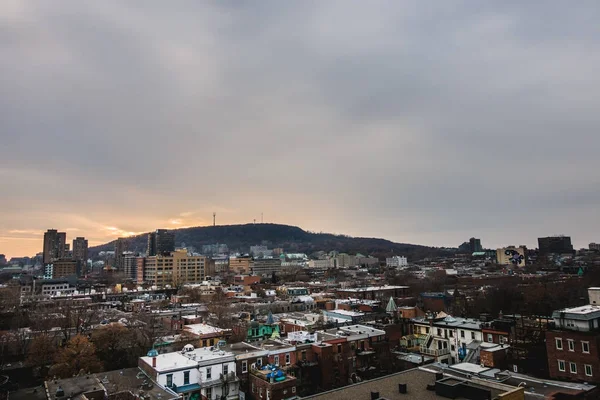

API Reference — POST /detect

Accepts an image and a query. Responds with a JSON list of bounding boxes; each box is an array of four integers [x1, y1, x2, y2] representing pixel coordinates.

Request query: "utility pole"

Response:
[[213, 212, 216, 227], [261, 212, 263, 224]]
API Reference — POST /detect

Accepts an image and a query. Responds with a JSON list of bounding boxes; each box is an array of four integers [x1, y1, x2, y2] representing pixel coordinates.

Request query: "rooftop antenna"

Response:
[[213, 212, 216, 227]]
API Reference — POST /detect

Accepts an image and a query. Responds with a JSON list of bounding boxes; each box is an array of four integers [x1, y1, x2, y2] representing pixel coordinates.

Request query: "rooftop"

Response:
[[413, 315, 482, 330], [337, 285, 409, 292], [184, 323, 227, 336], [552, 304, 600, 319], [140, 346, 234, 373], [324, 309, 364, 317], [221, 342, 269, 359], [42, 368, 178, 400], [302, 367, 516, 400], [426, 363, 597, 398]]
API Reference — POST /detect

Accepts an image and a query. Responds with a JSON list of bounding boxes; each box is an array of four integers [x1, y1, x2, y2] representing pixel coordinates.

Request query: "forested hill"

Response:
[[89, 223, 447, 260]]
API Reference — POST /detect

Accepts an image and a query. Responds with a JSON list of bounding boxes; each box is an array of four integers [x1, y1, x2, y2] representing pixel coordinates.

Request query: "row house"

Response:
[[413, 313, 484, 365], [139, 345, 239, 400], [335, 285, 409, 301], [223, 340, 298, 399]]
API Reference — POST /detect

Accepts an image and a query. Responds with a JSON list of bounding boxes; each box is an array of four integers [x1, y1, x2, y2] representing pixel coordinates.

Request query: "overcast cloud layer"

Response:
[[1, 1, 600, 258]]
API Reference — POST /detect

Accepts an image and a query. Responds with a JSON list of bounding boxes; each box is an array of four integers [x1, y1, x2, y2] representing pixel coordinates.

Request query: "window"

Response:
[[206, 367, 212, 379], [224, 364, 228, 375], [460, 330, 465, 339], [437, 329, 442, 336], [425, 327, 430, 334], [242, 361, 248, 373], [257, 358, 262, 367], [202, 339, 208, 347], [487, 334, 493, 343], [568, 339, 575, 352], [471, 332, 475, 340], [449, 330, 454, 338], [301, 351, 307, 361], [166, 374, 173, 387], [451, 345, 455, 351], [184, 371, 190, 385], [570, 362, 577, 374], [556, 338, 563, 350], [558, 360, 565, 372], [585, 364, 593, 377], [286, 353, 291, 364], [582, 341, 590, 354], [337, 344, 342, 353], [206, 388, 212, 399], [274, 355, 279, 365]]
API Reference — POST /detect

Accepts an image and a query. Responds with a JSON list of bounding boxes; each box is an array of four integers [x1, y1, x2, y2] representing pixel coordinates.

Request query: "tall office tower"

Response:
[[114, 237, 129, 269], [43, 229, 66, 264], [155, 229, 175, 255], [147, 229, 175, 256], [538, 236, 574, 254]]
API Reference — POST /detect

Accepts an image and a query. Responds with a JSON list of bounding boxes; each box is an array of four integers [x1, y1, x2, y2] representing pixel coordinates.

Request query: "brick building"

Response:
[[546, 304, 600, 383]]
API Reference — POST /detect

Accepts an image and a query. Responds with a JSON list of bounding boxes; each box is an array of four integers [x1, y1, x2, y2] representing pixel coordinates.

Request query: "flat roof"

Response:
[[222, 342, 269, 359], [184, 323, 226, 336], [325, 309, 364, 317], [302, 367, 510, 400], [337, 285, 409, 292], [552, 304, 600, 319], [43, 368, 178, 400], [413, 316, 482, 330]]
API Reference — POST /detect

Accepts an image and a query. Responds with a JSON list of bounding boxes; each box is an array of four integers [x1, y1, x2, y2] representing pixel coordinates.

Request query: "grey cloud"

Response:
[[1, 0, 600, 257]]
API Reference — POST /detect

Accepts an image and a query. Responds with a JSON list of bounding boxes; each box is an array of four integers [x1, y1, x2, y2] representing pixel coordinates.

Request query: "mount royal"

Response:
[[89, 223, 446, 260]]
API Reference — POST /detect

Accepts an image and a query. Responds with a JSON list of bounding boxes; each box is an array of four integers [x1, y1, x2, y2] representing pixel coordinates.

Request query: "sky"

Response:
[[1, 1, 600, 258]]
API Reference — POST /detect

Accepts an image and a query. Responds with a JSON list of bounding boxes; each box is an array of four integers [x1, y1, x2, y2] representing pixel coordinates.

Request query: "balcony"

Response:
[[419, 346, 450, 357]]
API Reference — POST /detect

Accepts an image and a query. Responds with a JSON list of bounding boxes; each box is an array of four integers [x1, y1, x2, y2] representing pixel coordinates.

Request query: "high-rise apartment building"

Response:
[[143, 249, 206, 287], [469, 237, 483, 253], [147, 229, 175, 256], [590, 243, 600, 251], [72, 237, 88, 263], [122, 252, 138, 280], [114, 237, 129, 269], [43, 229, 66, 264]]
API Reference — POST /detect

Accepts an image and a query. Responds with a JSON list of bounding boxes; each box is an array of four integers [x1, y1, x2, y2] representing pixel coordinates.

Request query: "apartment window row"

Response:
[[555, 338, 590, 353], [558, 360, 593, 377]]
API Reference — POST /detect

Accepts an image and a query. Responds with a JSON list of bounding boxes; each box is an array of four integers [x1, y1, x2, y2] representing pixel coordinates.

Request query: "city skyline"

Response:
[[2, 1, 600, 258]]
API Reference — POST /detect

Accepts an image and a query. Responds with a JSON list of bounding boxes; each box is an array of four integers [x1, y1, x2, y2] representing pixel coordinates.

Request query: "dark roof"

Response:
[[302, 368, 513, 400]]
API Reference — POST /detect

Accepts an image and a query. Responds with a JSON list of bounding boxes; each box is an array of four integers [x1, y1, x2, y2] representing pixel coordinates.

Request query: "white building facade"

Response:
[[386, 256, 408, 268], [140, 346, 239, 400]]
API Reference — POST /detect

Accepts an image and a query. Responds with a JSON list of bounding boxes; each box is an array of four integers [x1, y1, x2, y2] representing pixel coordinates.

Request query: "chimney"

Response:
[[152, 356, 156, 368], [370, 392, 379, 400], [399, 383, 407, 394]]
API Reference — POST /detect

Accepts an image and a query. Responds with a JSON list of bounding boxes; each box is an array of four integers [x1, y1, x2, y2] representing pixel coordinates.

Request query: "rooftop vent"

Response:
[[370, 391, 380, 400]]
